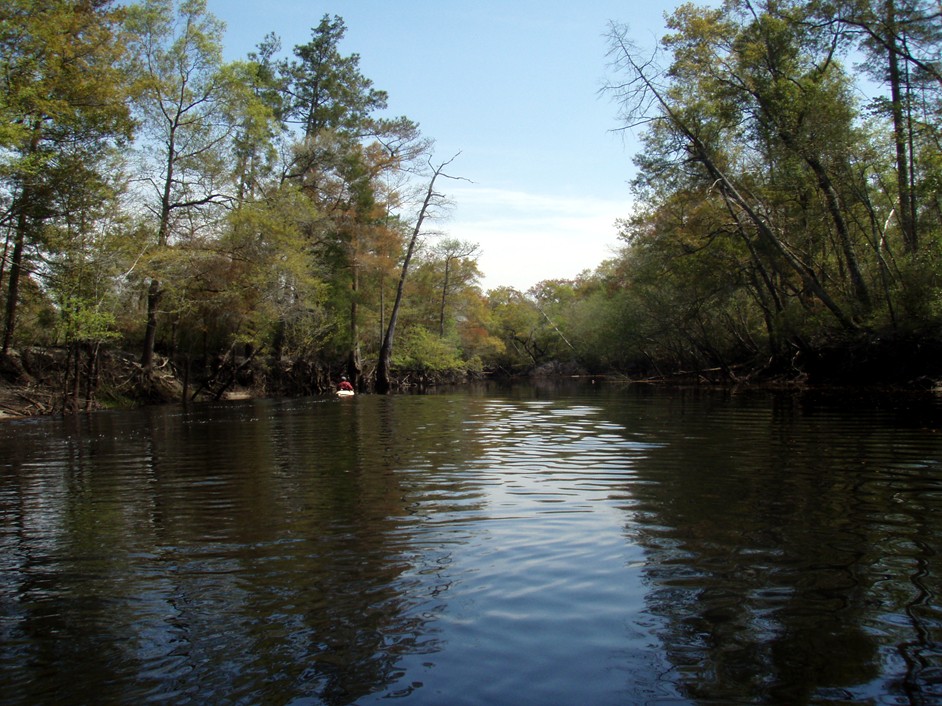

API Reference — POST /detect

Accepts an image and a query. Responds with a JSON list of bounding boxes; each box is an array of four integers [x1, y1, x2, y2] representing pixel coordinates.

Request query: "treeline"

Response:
[[514, 0, 942, 387], [2, 1, 941, 407], [1, 0, 501, 400]]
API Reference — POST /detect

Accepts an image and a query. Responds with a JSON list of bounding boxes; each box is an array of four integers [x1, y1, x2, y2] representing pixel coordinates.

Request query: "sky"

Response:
[[206, 0, 683, 291]]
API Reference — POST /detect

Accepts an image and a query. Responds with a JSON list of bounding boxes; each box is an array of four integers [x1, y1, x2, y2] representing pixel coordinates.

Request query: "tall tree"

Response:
[[606, 6, 861, 337], [376, 154, 460, 393], [728, 1, 873, 310], [125, 0, 237, 372], [283, 14, 388, 143], [0, 0, 133, 354], [282, 15, 425, 385], [228, 34, 287, 204]]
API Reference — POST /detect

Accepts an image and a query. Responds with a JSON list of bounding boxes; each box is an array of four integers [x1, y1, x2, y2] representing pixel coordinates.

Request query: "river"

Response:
[[2, 383, 942, 705]]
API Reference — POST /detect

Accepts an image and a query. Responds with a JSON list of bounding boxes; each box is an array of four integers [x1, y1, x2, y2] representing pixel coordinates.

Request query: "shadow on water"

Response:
[[2, 385, 942, 704]]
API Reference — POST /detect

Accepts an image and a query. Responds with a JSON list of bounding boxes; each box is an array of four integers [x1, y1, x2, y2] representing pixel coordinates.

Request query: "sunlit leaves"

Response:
[[600, 0, 942, 376], [1, 0, 135, 351], [0, 3, 487, 385]]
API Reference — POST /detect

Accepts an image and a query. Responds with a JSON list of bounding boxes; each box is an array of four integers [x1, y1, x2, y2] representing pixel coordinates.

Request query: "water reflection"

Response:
[[612, 388, 942, 704], [2, 387, 942, 704], [0, 397, 487, 704]]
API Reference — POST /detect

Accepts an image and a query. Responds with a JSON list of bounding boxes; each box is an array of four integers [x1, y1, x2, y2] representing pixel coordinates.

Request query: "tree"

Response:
[[43, 165, 136, 410], [483, 287, 545, 372], [726, 1, 873, 310], [605, 7, 861, 340], [0, 0, 133, 354], [821, 0, 942, 254], [376, 154, 461, 393], [228, 34, 287, 204], [282, 15, 425, 386], [433, 238, 481, 337], [597, 0, 942, 380], [282, 14, 388, 143], [125, 0, 238, 372]]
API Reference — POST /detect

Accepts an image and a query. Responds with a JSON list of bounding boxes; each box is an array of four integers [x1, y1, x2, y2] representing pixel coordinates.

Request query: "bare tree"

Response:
[[126, 0, 236, 372]]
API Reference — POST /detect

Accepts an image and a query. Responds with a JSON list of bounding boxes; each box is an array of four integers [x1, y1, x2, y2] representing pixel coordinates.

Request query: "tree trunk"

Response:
[[140, 278, 162, 371], [141, 119, 176, 371], [1, 212, 27, 355], [84, 342, 100, 412], [348, 259, 361, 386], [439, 257, 451, 338], [886, 0, 918, 253], [0, 221, 11, 305], [2, 123, 41, 355], [377, 156, 458, 393], [803, 152, 871, 309], [713, 171, 857, 331]]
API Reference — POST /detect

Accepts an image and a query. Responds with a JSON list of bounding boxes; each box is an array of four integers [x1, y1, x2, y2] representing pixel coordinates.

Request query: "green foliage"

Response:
[[5, 1, 941, 390], [481, 287, 540, 372], [391, 326, 465, 374], [0, 4, 493, 391], [55, 295, 120, 345], [598, 0, 942, 379], [894, 247, 942, 329], [284, 14, 388, 139], [0, 0, 134, 351]]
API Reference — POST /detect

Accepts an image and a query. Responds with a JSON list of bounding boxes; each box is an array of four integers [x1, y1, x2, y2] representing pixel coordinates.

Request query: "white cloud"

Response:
[[438, 186, 631, 291]]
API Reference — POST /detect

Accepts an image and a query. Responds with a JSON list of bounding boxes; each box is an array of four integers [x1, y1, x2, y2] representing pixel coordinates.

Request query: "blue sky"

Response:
[[207, 1, 683, 291]]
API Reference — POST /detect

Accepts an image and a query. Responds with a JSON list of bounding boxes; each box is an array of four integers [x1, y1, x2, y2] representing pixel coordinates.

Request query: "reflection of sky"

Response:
[[387, 398, 680, 704]]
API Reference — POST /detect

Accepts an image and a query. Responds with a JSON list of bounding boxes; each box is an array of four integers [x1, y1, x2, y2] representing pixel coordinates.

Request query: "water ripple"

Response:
[[3, 389, 942, 704]]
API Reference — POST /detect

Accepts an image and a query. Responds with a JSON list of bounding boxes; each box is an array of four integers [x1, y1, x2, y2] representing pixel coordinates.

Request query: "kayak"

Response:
[[336, 389, 355, 397]]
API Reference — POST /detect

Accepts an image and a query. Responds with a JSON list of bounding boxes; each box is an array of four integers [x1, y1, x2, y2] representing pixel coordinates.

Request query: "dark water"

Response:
[[2, 384, 942, 705]]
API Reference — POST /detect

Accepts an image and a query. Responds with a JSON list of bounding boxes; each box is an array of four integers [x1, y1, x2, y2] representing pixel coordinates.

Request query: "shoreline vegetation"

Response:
[[2, 334, 941, 420], [3, 3, 942, 420]]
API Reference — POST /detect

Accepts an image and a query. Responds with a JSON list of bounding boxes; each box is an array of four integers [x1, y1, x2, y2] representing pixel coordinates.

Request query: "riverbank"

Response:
[[0, 347, 245, 420], [0, 380, 37, 419], [2, 334, 941, 419]]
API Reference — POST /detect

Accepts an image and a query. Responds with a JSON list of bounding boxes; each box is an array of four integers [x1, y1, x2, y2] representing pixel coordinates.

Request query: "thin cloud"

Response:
[[440, 185, 631, 291]]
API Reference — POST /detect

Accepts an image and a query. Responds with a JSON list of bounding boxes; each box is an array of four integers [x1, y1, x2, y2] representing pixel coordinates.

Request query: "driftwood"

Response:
[[190, 344, 261, 401]]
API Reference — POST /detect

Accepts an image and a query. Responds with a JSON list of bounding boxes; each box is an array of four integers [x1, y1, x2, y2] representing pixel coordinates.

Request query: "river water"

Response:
[[2, 384, 942, 705]]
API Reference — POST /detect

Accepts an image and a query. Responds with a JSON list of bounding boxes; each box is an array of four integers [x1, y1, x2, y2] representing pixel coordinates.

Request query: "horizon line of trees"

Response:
[[0, 0, 506, 401], [2, 0, 941, 404], [504, 0, 942, 385]]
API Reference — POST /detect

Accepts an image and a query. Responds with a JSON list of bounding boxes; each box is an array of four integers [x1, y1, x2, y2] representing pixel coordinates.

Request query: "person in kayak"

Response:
[[337, 376, 354, 392]]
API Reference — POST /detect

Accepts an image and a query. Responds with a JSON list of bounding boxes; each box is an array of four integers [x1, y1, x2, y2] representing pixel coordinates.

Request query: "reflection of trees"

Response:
[[0, 395, 488, 704], [8, 386, 941, 703], [0, 413, 156, 702], [611, 388, 942, 704]]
